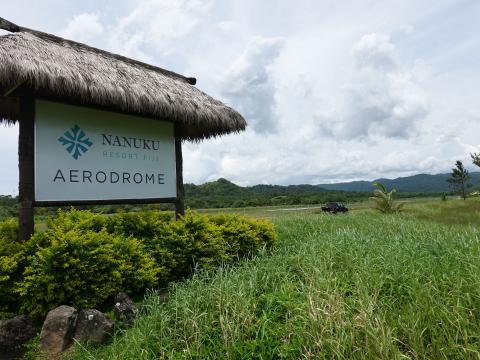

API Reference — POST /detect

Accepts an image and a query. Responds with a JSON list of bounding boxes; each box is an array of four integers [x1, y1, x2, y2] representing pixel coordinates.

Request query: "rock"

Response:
[[73, 309, 114, 344], [40, 305, 77, 355], [0, 315, 36, 355], [114, 292, 137, 327]]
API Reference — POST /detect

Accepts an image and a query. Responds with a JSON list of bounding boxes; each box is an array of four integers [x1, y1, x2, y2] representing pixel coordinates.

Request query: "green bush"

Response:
[[0, 219, 25, 318], [0, 218, 19, 241], [0, 209, 276, 320], [42, 208, 107, 234], [145, 211, 230, 285], [210, 214, 276, 258], [18, 228, 158, 319], [106, 210, 172, 239], [141, 211, 276, 286]]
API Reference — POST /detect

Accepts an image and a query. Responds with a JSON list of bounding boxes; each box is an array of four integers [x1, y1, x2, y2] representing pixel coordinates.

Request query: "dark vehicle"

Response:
[[321, 202, 348, 214]]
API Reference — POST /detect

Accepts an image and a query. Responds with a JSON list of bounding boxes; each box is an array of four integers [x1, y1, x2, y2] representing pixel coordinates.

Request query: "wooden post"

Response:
[[174, 124, 185, 219], [18, 92, 35, 240]]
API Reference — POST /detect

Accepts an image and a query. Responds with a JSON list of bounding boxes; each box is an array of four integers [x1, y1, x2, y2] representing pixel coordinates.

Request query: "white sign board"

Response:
[[34, 100, 176, 202]]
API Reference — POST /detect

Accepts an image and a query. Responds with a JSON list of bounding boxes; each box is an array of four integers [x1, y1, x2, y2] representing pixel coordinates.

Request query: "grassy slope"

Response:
[[69, 201, 480, 359]]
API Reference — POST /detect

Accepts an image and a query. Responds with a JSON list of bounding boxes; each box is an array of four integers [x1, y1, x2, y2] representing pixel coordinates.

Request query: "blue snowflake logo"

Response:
[[58, 125, 93, 160]]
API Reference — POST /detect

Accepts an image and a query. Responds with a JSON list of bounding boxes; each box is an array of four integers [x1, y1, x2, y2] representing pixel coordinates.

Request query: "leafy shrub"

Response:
[[145, 211, 229, 284], [0, 219, 25, 318], [0, 218, 19, 241], [210, 214, 276, 258], [106, 210, 172, 239], [0, 209, 276, 319], [42, 208, 107, 234], [141, 212, 276, 286], [18, 228, 158, 319]]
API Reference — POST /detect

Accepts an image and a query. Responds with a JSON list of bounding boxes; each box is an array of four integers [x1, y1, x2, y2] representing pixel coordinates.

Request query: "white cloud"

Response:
[[450, 137, 480, 158], [353, 33, 397, 70], [63, 13, 104, 44], [107, 0, 213, 60], [317, 32, 429, 141], [220, 37, 284, 134]]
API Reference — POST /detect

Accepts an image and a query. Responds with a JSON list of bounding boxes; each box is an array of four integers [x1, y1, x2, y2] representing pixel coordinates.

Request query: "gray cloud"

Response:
[[317, 33, 429, 140], [220, 37, 284, 134], [63, 13, 104, 44], [353, 33, 397, 70]]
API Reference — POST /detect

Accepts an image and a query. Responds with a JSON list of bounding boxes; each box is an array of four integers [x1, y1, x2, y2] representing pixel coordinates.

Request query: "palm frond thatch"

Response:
[[0, 17, 246, 141]]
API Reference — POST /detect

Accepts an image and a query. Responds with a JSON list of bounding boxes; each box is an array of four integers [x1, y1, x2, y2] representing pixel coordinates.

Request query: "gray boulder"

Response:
[[114, 292, 137, 327], [40, 305, 78, 354], [0, 315, 36, 355], [73, 309, 114, 344]]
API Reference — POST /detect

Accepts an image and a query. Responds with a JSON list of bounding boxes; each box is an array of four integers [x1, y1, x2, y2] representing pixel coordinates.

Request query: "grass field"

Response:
[[196, 196, 471, 222], [60, 199, 480, 359]]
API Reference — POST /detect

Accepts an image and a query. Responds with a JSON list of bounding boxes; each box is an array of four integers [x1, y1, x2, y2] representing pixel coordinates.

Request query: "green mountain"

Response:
[[318, 172, 480, 193], [184, 172, 480, 208], [184, 178, 356, 208]]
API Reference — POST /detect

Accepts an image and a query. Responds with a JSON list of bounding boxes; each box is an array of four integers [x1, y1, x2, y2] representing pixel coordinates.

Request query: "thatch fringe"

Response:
[[0, 18, 246, 140]]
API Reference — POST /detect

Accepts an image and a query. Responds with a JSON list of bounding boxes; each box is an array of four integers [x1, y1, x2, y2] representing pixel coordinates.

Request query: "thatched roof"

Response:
[[0, 18, 246, 140]]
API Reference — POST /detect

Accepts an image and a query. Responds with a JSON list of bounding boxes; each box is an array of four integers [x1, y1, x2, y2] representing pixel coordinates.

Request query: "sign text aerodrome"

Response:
[[52, 169, 165, 184]]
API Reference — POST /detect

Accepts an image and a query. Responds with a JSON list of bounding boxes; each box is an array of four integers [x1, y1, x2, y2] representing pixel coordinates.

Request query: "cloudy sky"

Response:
[[1, 0, 480, 193]]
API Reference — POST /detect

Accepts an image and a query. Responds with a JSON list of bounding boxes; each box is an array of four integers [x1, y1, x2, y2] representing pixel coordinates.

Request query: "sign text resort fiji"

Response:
[[35, 100, 176, 202]]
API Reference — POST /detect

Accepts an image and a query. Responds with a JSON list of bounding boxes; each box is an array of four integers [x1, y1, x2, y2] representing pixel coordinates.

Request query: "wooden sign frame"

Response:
[[6, 89, 185, 240]]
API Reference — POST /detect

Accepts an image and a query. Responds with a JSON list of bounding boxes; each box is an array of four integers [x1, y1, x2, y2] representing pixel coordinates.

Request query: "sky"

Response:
[[1, 0, 480, 194]]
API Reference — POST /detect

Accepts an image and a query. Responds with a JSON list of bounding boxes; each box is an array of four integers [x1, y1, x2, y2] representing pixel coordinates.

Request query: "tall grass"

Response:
[[408, 198, 480, 226], [69, 210, 480, 359]]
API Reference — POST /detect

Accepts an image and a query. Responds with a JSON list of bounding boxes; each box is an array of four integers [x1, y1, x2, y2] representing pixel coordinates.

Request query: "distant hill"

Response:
[[184, 172, 479, 209], [185, 178, 329, 197], [184, 178, 361, 208], [318, 172, 480, 193]]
